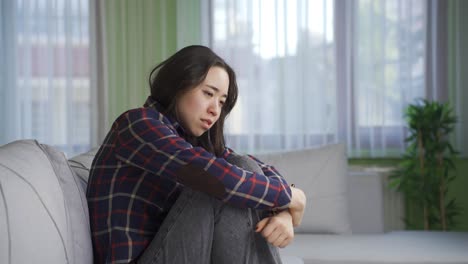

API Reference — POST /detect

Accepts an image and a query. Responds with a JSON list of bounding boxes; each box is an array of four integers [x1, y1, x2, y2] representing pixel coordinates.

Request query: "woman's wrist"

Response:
[[276, 209, 293, 220], [289, 187, 306, 211]]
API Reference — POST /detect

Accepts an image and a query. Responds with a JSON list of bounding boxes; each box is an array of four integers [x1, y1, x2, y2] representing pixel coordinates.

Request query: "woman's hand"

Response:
[[255, 210, 294, 248], [289, 187, 306, 227]]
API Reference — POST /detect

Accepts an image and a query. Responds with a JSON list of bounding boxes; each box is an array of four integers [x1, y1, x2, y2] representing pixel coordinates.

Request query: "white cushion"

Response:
[[280, 231, 468, 264], [256, 143, 351, 234], [0, 140, 92, 264]]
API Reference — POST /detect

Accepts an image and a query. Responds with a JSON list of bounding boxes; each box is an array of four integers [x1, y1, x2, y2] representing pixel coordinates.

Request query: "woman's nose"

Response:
[[209, 101, 221, 116]]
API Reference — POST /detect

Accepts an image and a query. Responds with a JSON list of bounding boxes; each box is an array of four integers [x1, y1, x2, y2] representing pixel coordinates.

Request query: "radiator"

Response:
[[348, 166, 405, 234]]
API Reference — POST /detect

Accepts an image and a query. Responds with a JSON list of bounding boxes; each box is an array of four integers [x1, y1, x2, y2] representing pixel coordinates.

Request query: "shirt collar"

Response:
[[144, 96, 184, 133]]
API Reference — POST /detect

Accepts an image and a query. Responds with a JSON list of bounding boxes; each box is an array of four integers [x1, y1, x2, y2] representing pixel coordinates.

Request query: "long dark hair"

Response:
[[148, 45, 238, 157]]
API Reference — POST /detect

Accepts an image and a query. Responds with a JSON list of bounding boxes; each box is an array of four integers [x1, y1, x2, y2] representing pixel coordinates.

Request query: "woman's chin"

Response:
[[189, 129, 205, 137]]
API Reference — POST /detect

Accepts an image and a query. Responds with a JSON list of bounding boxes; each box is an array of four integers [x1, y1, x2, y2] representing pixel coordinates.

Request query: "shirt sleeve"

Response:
[[222, 147, 290, 187], [113, 108, 292, 210]]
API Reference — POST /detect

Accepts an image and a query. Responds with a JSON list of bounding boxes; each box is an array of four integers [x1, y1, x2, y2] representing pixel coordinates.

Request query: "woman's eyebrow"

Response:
[[206, 85, 227, 98]]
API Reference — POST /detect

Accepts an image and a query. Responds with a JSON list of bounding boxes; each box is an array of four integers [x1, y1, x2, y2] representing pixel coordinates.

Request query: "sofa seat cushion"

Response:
[[280, 231, 468, 264], [0, 140, 92, 264]]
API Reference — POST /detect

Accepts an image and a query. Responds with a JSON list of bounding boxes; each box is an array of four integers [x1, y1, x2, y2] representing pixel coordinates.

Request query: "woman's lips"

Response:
[[201, 119, 212, 129]]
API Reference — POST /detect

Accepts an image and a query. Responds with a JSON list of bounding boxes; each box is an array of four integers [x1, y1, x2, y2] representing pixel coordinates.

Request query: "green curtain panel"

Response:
[[447, 0, 468, 231], [448, 0, 468, 155], [103, 0, 201, 127]]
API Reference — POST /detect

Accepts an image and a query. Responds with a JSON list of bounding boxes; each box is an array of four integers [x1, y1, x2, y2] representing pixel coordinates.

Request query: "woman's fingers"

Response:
[[261, 218, 277, 238], [279, 236, 292, 248], [270, 232, 285, 247], [255, 217, 270, 233], [275, 234, 290, 248], [265, 226, 281, 244]]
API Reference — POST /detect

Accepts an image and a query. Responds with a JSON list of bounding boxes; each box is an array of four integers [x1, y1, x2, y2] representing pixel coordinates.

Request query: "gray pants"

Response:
[[137, 157, 283, 264]]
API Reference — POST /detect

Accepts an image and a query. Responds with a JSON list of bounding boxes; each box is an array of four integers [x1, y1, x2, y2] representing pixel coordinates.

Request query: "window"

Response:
[[1, 0, 91, 157], [209, 0, 433, 157]]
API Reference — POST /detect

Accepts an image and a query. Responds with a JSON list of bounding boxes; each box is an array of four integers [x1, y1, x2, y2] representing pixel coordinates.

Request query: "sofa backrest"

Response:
[[69, 143, 352, 235], [0, 140, 93, 264], [68, 147, 99, 194]]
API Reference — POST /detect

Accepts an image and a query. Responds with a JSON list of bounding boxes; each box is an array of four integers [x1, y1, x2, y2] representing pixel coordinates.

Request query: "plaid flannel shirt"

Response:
[[86, 96, 292, 263]]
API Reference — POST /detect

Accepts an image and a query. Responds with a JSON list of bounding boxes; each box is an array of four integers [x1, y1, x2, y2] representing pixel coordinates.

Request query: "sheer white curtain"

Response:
[[343, 0, 431, 157], [209, 0, 444, 157], [0, 0, 92, 157]]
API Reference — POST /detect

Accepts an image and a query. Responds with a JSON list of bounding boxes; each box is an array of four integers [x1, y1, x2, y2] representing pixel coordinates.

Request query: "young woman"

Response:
[[87, 45, 306, 264]]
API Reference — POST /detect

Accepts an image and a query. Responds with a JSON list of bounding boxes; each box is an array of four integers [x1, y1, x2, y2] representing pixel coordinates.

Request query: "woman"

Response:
[[87, 45, 306, 264]]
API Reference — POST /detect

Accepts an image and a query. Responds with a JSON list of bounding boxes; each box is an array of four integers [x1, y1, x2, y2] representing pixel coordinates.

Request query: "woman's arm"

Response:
[[239, 153, 289, 186], [228, 152, 306, 226], [113, 108, 292, 210]]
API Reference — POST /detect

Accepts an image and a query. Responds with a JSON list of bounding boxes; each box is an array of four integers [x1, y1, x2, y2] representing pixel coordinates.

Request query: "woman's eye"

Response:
[[220, 101, 225, 106], [204, 91, 213, 97]]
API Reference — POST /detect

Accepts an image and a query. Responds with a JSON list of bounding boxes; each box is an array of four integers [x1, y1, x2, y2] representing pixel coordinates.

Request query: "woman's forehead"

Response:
[[203, 67, 229, 96]]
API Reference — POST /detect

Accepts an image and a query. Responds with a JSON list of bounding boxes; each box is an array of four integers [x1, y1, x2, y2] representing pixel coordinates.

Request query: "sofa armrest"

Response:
[[348, 166, 404, 234]]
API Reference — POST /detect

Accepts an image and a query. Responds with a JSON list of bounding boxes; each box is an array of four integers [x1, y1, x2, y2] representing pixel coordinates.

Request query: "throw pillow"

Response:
[[256, 143, 351, 234]]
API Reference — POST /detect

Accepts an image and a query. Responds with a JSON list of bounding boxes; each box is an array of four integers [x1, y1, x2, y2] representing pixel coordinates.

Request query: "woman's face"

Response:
[[176, 66, 229, 137]]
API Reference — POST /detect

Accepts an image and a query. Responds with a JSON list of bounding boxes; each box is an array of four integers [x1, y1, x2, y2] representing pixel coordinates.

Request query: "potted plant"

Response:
[[389, 99, 461, 230]]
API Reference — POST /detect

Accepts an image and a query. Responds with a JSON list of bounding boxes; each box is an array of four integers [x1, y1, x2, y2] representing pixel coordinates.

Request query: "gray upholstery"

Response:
[[280, 232, 468, 264], [68, 147, 99, 193], [2, 140, 468, 264], [257, 144, 351, 234], [0, 140, 92, 264]]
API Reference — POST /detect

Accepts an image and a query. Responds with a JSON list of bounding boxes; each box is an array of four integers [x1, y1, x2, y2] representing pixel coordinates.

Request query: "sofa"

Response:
[[257, 144, 468, 264], [1, 140, 467, 264]]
